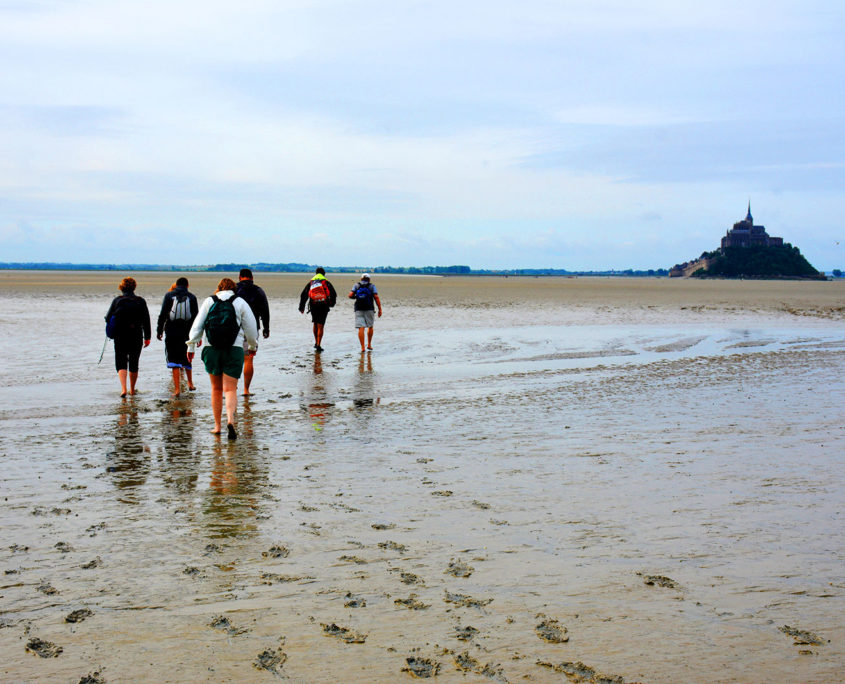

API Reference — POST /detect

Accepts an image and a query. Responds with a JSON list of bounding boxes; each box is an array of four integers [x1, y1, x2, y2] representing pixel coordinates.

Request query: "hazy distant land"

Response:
[[0, 261, 673, 277]]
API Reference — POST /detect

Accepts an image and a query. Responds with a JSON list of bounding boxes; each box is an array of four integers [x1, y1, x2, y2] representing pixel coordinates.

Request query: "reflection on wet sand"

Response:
[[105, 400, 149, 499], [158, 396, 199, 493], [238, 394, 256, 440], [353, 351, 380, 411], [303, 353, 335, 433], [204, 439, 268, 540]]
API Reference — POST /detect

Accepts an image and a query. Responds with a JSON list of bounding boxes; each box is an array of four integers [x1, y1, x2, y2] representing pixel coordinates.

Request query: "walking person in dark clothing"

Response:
[[105, 277, 151, 397], [156, 277, 199, 397], [298, 267, 337, 352], [235, 268, 270, 396]]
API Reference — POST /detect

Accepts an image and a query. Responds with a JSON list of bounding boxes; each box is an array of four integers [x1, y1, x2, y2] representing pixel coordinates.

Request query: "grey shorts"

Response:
[[355, 310, 375, 328]]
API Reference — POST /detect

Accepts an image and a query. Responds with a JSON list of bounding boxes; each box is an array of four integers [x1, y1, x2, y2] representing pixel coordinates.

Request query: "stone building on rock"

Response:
[[721, 202, 783, 250]]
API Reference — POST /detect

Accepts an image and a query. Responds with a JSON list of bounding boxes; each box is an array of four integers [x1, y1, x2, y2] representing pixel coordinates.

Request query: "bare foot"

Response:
[[242, 391, 253, 397], [210, 426, 222, 435], [171, 391, 180, 398], [188, 385, 196, 391], [227, 423, 237, 441], [120, 392, 127, 398]]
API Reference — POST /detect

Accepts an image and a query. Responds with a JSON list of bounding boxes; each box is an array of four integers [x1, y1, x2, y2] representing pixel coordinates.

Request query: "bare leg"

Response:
[[128, 371, 138, 395], [357, 327, 366, 352], [366, 327, 374, 350], [312, 322, 319, 345], [223, 374, 238, 439], [315, 323, 325, 348], [243, 353, 254, 395], [171, 367, 181, 396], [209, 374, 223, 433], [118, 369, 128, 397], [186, 368, 195, 390]]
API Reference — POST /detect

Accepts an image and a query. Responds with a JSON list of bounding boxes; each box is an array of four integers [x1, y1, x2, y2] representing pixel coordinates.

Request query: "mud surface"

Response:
[[1, 273, 845, 682]]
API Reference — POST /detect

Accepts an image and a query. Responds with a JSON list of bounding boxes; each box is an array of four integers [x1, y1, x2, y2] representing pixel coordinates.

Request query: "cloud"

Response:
[[1, 1, 844, 269]]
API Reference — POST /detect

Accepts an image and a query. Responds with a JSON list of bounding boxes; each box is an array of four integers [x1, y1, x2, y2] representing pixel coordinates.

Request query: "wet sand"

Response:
[[1, 272, 844, 682]]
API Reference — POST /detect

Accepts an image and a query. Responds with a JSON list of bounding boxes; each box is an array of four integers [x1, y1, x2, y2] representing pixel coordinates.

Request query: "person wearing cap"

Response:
[[235, 268, 270, 395], [348, 273, 382, 352]]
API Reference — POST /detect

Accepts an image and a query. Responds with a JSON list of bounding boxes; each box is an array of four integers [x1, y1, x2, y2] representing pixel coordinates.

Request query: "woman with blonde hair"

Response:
[[187, 277, 258, 439], [104, 277, 151, 397]]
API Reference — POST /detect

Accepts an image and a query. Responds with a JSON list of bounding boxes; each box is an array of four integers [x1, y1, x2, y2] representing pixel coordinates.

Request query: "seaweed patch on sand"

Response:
[[394, 594, 430, 610], [637, 572, 680, 589], [253, 640, 287, 676], [537, 659, 632, 683], [535, 616, 569, 643], [402, 656, 440, 678], [321, 623, 367, 643], [778, 625, 827, 646], [444, 590, 493, 608], [25, 638, 62, 658]]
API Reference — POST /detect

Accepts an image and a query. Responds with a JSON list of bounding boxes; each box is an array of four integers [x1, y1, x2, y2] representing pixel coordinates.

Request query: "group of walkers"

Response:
[[104, 268, 382, 440]]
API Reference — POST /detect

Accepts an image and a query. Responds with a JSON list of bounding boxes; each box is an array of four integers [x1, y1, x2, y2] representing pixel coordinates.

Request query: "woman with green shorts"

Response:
[[187, 278, 259, 440]]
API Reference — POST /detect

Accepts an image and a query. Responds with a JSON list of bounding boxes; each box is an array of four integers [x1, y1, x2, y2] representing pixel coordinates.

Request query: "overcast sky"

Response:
[[1, 0, 843, 269]]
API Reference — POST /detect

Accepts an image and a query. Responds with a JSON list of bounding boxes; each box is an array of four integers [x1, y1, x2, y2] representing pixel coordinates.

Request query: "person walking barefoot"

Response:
[[156, 277, 199, 397], [348, 273, 382, 352], [235, 268, 270, 396], [105, 277, 151, 397], [187, 278, 258, 439]]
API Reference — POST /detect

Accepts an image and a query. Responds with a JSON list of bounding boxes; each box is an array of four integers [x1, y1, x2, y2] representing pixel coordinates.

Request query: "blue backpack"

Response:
[[354, 283, 374, 308], [105, 315, 118, 339]]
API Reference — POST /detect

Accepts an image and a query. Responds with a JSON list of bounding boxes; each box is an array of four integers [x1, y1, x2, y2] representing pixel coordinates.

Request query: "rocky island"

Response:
[[671, 203, 824, 279]]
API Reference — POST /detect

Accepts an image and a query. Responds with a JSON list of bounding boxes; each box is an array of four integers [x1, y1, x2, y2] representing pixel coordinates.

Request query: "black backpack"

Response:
[[107, 296, 141, 338], [204, 295, 241, 348]]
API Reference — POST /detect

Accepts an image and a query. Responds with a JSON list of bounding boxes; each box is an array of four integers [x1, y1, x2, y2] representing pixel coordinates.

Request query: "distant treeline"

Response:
[[0, 261, 672, 277]]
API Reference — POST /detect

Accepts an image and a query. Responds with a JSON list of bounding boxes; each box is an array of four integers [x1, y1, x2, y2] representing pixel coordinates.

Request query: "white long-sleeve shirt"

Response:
[[187, 289, 259, 352]]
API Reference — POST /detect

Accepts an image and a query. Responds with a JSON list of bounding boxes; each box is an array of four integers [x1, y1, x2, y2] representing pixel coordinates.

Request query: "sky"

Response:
[[1, 0, 843, 270]]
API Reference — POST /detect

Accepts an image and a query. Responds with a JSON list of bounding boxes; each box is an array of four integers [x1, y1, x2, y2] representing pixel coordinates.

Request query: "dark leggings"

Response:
[[114, 336, 143, 373]]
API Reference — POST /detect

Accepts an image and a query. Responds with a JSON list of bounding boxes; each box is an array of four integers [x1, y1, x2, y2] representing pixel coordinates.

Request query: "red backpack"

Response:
[[308, 279, 330, 303]]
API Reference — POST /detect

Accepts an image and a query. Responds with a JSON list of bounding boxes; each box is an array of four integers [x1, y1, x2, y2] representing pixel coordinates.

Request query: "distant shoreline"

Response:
[[0, 262, 670, 277]]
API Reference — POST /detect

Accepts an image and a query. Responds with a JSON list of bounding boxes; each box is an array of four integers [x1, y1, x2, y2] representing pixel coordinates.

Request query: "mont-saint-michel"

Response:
[[671, 203, 823, 279]]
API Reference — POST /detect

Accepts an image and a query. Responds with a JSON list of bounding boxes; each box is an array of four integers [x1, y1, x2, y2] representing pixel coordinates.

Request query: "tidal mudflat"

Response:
[[1, 272, 844, 682]]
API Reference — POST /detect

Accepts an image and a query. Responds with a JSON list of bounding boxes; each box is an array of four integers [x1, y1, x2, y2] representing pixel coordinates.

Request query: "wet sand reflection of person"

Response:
[[238, 393, 256, 441], [107, 401, 150, 501], [352, 352, 380, 412], [304, 353, 335, 433], [204, 437, 268, 540], [158, 395, 199, 494]]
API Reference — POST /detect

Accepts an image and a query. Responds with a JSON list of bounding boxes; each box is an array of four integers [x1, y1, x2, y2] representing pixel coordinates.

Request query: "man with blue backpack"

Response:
[[348, 273, 382, 352]]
